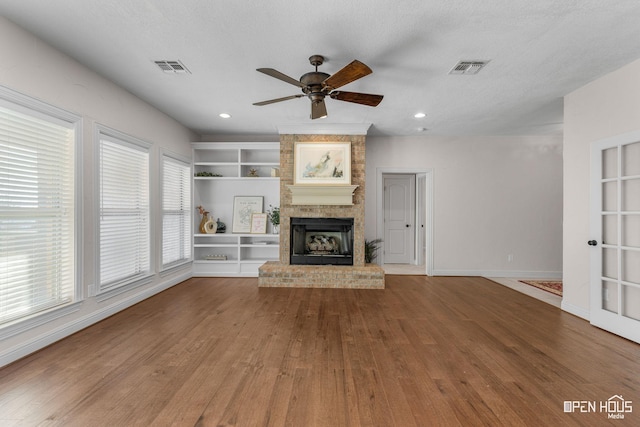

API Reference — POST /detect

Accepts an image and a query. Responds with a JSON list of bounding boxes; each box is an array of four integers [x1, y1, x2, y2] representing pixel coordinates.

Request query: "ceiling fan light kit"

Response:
[[254, 55, 383, 119]]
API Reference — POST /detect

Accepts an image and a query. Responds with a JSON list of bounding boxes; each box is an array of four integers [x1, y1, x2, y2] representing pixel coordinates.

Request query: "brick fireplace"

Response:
[[258, 126, 385, 288]]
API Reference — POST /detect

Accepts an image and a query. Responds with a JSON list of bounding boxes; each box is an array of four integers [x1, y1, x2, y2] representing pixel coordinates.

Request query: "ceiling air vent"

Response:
[[449, 60, 489, 75], [154, 60, 191, 74]]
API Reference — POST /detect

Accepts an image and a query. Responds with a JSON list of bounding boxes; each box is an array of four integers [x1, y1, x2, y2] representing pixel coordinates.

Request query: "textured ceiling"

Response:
[[2, 0, 640, 137]]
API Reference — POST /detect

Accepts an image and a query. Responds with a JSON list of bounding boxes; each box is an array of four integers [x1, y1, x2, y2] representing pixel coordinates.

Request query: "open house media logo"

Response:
[[564, 395, 633, 420]]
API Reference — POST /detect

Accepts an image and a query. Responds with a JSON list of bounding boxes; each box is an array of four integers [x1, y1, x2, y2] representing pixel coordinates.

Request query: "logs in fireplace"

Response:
[[290, 217, 354, 265]]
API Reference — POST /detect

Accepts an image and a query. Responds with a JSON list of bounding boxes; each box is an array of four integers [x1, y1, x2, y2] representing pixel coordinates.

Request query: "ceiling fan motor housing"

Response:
[[300, 71, 331, 101]]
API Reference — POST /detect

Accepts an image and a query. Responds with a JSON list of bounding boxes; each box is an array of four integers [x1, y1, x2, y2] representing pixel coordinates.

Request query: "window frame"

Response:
[[160, 150, 193, 272], [94, 124, 152, 300], [0, 85, 82, 336]]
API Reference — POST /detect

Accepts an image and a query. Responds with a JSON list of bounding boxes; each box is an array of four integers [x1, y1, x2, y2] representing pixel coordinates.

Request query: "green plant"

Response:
[[364, 238, 383, 263], [267, 205, 280, 226]]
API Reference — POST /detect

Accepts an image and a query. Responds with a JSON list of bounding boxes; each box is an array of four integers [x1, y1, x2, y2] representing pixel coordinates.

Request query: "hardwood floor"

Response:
[[1, 276, 638, 426]]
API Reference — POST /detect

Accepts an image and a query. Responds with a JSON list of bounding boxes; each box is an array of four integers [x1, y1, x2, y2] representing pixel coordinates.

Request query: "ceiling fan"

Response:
[[253, 55, 383, 119]]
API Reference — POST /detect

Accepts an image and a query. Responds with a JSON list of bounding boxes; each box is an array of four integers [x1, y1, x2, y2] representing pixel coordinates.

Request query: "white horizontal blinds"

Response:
[[162, 155, 192, 268], [0, 104, 75, 325], [99, 134, 150, 290]]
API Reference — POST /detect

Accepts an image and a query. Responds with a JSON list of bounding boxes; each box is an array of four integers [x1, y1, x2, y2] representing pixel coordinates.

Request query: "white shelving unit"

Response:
[[192, 142, 280, 277]]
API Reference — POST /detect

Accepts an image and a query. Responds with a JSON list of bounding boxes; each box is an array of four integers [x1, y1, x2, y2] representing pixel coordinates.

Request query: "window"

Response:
[[161, 153, 192, 269], [0, 90, 78, 325], [98, 127, 151, 292]]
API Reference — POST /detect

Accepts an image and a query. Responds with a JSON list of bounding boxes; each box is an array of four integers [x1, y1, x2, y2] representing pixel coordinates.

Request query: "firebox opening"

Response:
[[290, 217, 354, 265]]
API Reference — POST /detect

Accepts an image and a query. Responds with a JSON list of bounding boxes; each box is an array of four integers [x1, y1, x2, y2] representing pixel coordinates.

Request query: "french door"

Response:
[[589, 131, 640, 344]]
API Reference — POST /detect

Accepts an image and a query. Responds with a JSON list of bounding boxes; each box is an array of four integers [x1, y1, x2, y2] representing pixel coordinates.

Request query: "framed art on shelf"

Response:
[[232, 196, 263, 233], [250, 212, 268, 234], [294, 142, 351, 185]]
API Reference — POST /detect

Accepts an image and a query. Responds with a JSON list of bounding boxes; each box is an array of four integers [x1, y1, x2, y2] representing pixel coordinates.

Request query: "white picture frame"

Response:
[[232, 196, 263, 233], [250, 212, 268, 234]]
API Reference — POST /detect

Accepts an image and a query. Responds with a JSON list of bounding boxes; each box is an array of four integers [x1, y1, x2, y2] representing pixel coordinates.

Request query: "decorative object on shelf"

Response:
[[267, 204, 280, 234], [247, 168, 259, 177], [197, 205, 213, 234], [294, 141, 351, 185], [364, 238, 383, 263], [232, 196, 264, 233], [270, 167, 280, 177], [195, 171, 222, 177], [204, 217, 217, 234], [216, 218, 226, 233], [205, 254, 227, 261], [250, 212, 268, 234]]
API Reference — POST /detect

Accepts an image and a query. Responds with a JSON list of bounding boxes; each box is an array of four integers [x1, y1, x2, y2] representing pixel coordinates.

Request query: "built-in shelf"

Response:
[[192, 142, 280, 276], [286, 184, 359, 205]]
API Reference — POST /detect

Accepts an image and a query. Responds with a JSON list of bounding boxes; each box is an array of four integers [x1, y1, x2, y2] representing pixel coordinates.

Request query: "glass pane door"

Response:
[[591, 135, 640, 344]]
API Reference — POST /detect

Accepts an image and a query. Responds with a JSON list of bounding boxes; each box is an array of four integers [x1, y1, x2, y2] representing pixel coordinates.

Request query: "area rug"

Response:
[[519, 280, 562, 296]]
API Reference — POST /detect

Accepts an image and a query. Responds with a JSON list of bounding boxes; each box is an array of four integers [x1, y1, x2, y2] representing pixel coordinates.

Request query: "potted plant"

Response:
[[267, 205, 280, 234], [364, 238, 383, 263]]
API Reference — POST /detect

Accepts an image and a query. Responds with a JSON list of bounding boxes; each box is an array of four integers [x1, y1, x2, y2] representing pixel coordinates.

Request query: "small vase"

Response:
[[199, 214, 209, 234], [204, 217, 217, 234], [272, 224, 279, 234]]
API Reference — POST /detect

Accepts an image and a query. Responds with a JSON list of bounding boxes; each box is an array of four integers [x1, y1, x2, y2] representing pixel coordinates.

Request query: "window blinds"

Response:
[[99, 135, 150, 291], [0, 104, 75, 325], [162, 155, 192, 269]]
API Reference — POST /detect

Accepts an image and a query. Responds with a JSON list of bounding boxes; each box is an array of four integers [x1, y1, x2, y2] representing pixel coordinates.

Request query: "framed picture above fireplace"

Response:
[[294, 142, 351, 185]]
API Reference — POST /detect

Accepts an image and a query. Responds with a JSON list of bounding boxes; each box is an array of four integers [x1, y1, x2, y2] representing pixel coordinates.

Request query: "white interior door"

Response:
[[383, 174, 415, 264], [590, 132, 640, 344]]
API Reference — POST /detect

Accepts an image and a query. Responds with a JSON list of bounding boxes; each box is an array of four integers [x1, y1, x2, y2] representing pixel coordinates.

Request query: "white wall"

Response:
[[0, 17, 197, 367], [563, 58, 640, 319], [366, 135, 563, 277]]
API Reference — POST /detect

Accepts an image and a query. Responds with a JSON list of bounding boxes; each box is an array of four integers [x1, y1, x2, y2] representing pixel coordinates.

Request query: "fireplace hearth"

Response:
[[290, 217, 354, 265]]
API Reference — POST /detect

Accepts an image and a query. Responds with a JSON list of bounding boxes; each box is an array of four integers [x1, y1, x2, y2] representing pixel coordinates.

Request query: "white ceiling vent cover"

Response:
[[154, 60, 191, 74], [449, 60, 490, 75]]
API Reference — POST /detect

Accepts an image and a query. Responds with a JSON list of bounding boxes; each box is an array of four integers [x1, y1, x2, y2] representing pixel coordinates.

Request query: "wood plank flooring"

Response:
[[0, 275, 638, 426]]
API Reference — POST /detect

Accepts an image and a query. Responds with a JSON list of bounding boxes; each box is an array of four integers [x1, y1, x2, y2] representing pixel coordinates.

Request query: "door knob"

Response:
[[406, 224, 410, 228], [587, 240, 598, 246]]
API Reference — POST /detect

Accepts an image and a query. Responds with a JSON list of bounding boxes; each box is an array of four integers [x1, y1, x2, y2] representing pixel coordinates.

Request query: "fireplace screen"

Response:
[[290, 217, 354, 265]]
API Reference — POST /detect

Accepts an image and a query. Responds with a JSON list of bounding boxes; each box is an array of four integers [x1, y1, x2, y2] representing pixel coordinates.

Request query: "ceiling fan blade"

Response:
[[322, 60, 372, 90], [311, 99, 328, 119], [256, 68, 305, 88], [330, 91, 383, 107], [253, 94, 304, 106]]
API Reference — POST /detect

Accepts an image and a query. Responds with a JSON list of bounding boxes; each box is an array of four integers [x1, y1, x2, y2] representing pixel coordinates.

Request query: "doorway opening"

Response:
[[377, 169, 433, 275]]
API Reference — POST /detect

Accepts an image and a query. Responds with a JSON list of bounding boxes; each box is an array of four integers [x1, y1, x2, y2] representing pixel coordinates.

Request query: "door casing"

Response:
[[376, 167, 433, 275]]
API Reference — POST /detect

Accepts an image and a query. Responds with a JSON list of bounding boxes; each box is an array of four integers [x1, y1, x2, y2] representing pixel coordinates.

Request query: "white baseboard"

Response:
[[561, 301, 590, 321], [0, 272, 191, 368], [432, 269, 562, 279]]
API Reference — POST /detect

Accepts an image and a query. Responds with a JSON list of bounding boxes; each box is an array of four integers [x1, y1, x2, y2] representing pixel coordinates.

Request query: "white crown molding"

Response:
[[277, 123, 371, 135]]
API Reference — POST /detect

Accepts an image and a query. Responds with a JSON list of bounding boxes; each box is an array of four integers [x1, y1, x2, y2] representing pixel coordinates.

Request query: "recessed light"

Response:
[[219, 113, 231, 119], [414, 112, 426, 119]]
